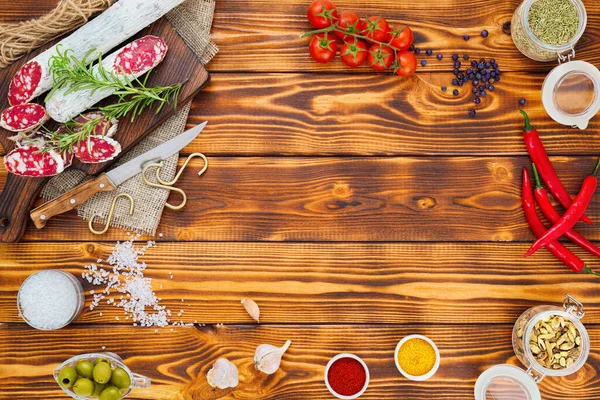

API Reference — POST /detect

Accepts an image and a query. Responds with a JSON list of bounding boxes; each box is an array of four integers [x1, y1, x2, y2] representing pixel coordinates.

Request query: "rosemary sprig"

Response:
[[43, 46, 182, 153]]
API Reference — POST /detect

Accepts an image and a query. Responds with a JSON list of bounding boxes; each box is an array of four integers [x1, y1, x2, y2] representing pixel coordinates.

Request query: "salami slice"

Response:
[[8, 61, 42, 106], [0, 103, 48, 133], [72, 136, 121, 164], [3, 145, 65, 177], [114, 36, 168, 75], [46, 36, 169, 123], [61, 151, 75, 168], [6, 0, 184, 105], [73, 112, 119, 138]]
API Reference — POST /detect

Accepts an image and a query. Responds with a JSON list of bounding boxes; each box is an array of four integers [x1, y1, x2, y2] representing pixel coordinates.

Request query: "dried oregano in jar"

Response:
[[511, 0, 586, 62]]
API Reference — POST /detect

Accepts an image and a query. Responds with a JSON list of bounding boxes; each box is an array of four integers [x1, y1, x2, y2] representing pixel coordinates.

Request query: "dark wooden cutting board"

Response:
[[0, 17, 210, 242]]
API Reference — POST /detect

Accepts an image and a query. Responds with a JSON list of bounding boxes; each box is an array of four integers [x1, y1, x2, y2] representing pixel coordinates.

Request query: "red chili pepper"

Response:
[[525, 160, 599, 257], [532, 164, 600, 258], [520, 110, 593, 224], [521, 168, 585, 273]]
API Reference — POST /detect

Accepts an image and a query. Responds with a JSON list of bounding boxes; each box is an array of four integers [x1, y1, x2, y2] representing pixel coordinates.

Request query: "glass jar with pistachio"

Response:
[[512, 294, 589, 377]]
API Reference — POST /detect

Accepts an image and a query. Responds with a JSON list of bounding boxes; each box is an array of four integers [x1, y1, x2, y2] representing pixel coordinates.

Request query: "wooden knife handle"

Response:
[[0, 174, 48, 243], [30, 173, 116, 229]]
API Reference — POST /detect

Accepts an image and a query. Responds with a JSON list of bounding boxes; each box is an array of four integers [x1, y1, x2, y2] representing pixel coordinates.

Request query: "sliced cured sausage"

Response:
[[8, 61, 42, 106], [46, 36, 168, 123], [72, 136, 121, 164], [6, 0, 184, 105], [0, 103, 48, 132], [114, 35, 168, 74], [3, 145, 65, 177], [72, 112, 119, 138]]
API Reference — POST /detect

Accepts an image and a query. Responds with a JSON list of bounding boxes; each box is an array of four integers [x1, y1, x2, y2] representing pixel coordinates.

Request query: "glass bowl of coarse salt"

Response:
[[17, 270, 85, 330]]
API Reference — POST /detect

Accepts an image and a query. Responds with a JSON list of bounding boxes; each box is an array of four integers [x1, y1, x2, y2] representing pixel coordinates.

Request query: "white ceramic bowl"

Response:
[[394, 334, 440, 381], [324, 353, 370, 399]]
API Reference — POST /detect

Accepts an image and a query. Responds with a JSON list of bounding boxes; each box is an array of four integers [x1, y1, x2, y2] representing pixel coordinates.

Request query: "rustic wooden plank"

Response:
[[186, 72, 600, 156], [1, 323, 599, 399], [2, 242, 600, 324], [4, 0, 600, 73], [0, 1, 56, 23], [208, 0, 600, 73], [6, 156, 600, 242]]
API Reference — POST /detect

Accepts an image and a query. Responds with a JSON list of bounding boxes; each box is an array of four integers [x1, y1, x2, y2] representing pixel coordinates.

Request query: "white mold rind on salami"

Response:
[[72, 136, 122, 164], [3, 145, 65, 177], [0, 103, 48, 133], [46, 36, 168, 123], [7, 0, 184, 105]]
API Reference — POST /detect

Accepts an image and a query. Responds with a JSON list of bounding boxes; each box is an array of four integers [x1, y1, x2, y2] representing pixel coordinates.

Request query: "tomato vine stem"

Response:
[[300, 24, 407, 53]]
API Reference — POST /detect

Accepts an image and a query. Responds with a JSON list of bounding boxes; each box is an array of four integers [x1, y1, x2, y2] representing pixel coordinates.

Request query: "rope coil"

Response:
[[0, 0, 113, 68]]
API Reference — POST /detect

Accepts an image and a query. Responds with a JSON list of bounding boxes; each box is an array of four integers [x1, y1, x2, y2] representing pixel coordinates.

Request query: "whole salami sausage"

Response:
[[72, 136, 122, 164], [7, 0, 184, 106], [3, 145, 65, 177], [0, 103, 48, 132], [45, 36, 168, 123]]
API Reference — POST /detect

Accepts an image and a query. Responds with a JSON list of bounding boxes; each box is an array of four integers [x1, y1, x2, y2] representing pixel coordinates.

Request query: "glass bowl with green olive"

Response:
[[54, 353, 151, 400]]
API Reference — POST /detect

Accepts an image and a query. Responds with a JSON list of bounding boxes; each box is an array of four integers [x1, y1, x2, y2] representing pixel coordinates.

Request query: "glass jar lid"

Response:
[[542, 60, 600, 129], [474, 365, 541, 400]]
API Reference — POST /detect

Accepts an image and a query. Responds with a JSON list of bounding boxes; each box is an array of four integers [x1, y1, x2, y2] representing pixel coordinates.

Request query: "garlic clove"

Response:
[[241, 298, 260, 323], [254, 340, 292, 375], [206, 358, 239, 389]]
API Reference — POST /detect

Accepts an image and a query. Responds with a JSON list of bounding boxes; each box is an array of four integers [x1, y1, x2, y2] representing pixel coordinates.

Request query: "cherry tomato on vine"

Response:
[[340, 37, 368, 67], [362, 16, 389, 44], [334, 11, 363, 41], [367, 44, 394, 71], [394, 51, 417, 77], [388, 25, 413, 51], [309, 33, 338, 63], [307, 0, 338, 28]]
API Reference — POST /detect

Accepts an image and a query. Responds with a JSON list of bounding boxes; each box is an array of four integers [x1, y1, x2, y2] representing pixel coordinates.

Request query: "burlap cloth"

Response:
[[39, 0, 218, 235]]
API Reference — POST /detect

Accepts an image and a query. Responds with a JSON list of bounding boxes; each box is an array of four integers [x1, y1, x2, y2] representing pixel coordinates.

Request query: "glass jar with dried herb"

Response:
[[511, 0, 587, 62]]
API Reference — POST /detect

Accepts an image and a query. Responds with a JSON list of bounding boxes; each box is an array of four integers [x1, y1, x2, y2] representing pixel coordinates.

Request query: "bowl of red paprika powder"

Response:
[[324, 353, 369, 399]]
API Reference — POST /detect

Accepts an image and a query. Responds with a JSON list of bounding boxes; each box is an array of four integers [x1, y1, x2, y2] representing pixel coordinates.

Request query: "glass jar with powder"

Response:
[[17, 270, 85, 330], [511, 0, 587, 62]]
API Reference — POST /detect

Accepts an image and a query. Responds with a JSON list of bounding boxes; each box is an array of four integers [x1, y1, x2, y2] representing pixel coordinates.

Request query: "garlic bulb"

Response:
[[206, 358, 239, 389], [241, 298, 260, 323], [254, 340, 292, 374]]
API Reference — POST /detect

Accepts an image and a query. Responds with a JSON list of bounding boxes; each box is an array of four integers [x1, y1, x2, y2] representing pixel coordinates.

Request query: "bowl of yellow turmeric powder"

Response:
[[394, 335, 440, 381]]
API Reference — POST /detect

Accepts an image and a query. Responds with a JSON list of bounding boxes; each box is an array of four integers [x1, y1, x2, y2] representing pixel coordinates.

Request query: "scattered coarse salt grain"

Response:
[[102, 346, 106, 350], [18, 270, 83, 330], [82, 238, 172, 328]]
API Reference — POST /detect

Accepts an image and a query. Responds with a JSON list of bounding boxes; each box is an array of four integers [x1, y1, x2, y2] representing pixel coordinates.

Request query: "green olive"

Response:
[[93, 361, 112, 384], [95, 358, 111, 365], [99, 386, 122, 400], [109, 367, 131, 389], [73, 378, 95, 396], [57, 366, 77, 388], [91, 382, 106, 398], [76, 359, 95, 379]]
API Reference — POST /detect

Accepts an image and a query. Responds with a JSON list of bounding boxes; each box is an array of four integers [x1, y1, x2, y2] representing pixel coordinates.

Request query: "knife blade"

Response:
[[29, 121, 207, 229]]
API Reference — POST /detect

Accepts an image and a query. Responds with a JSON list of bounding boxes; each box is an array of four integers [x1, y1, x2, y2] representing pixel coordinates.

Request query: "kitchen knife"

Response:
[[30, 121, 207, 229]]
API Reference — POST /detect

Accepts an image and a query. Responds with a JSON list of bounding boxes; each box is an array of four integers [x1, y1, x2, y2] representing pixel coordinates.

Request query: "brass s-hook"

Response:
[[142, 153, 208, 210], [156, 153, 208, 186], [88, 193, 135, 235]]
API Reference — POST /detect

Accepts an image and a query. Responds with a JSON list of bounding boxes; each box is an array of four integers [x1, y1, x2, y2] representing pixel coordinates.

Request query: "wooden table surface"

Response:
[[1, 1, 600, 399]]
